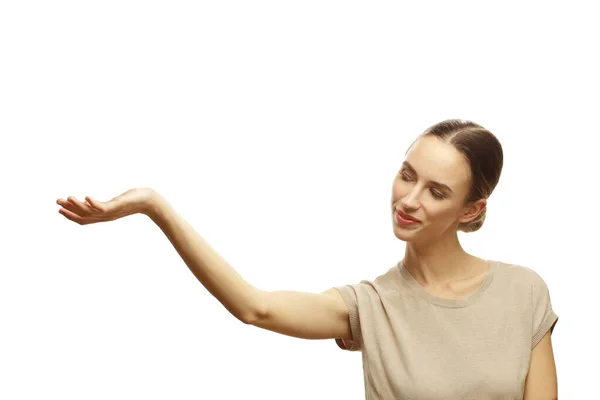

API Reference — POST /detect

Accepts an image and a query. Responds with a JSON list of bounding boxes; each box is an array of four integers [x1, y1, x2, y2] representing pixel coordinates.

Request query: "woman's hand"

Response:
[[56, 187, 156, 225]]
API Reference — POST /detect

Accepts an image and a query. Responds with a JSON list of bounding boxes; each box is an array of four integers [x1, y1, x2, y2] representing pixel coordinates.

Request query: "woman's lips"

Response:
[[396, 211, 420, 225]]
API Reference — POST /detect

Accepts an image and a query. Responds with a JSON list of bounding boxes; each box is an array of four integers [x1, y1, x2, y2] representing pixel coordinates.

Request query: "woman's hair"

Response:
[[413, 119, 504, 233]]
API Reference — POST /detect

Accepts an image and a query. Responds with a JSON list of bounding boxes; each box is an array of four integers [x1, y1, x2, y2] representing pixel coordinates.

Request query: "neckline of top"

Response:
[[396, 258, 497, 308]]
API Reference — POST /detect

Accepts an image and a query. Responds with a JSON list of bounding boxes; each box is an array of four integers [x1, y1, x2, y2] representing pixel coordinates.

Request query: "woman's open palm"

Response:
[[56, 187, 155, 225]]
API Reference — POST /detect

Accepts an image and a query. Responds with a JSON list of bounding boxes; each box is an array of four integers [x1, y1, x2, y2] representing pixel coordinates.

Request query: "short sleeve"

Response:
[[531, 273, 559, 349], [331, 285, 363, 352]]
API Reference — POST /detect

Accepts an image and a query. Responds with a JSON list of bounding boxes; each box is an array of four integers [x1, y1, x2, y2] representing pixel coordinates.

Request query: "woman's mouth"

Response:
[[395, 211, 420, 226]]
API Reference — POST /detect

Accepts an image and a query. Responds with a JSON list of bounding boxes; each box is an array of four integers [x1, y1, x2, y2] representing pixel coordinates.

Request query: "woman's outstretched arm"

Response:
[[57, 188, 351, 340], [145, 191, 351, 341], [145, 191, 266, 324]]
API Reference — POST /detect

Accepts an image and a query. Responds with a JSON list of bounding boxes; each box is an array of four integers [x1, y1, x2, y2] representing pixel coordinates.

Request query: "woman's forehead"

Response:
[[404, 137, 471, 185]]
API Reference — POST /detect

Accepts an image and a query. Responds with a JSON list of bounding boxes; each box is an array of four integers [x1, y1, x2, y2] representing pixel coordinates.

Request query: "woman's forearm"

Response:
[[144, 191, 266, 323]]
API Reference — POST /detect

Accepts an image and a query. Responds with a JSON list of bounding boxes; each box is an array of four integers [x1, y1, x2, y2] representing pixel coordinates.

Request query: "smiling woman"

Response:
[[328, 119, 558, 399], [398, 119, 503, 235], [55, 120, 558, 400]]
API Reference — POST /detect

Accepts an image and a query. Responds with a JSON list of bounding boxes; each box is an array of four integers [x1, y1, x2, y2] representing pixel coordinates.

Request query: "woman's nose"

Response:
[[402, 191, 420, 210]]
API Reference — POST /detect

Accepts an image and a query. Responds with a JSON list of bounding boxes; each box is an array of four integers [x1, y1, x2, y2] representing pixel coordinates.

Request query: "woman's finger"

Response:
[[85, 196, 107, 213], [58, 207, 91, 225], [57, 199, 80, 215], [67, 196, 94, 216], [58, 203, 117, 224], [62, 196, 108, 219]]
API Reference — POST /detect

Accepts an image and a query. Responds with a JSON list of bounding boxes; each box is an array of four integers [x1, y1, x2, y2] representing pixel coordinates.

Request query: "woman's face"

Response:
[[390, 135, 485, 243]]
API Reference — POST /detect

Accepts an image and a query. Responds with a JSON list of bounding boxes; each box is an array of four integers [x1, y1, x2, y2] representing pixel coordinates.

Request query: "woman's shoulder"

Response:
[[494, 259, 549, 288]]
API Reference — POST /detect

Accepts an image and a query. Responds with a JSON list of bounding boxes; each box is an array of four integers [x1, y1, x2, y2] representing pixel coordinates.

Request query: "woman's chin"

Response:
[[393, 227, 415, 241]]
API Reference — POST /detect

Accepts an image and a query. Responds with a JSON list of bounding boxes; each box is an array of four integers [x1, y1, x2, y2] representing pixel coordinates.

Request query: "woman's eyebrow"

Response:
[[402, 161, 454, 193]]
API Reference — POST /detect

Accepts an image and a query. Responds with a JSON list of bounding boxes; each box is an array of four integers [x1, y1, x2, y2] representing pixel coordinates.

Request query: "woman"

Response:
[[57, 119, 558, 399]]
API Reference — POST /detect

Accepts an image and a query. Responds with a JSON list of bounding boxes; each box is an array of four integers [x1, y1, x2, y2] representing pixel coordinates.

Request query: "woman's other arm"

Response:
[[523, 330, 558, 400]]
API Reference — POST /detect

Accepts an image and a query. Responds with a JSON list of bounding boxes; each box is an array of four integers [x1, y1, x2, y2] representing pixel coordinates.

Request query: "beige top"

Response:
[[332, 259, 558, 399]]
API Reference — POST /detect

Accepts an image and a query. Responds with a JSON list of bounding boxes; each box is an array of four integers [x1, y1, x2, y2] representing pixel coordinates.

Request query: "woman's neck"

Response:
[[403, 239, 485, 287]]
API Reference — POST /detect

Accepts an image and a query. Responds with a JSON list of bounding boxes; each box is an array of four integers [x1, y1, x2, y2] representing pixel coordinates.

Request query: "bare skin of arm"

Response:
[[523, 330, 558, 400], [56, 188, 352, 341], [146, 191, 352, 340]]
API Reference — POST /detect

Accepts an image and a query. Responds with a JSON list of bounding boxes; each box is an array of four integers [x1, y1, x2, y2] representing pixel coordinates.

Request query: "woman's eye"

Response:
[[431, 190, 445, 200], [400, 172, 445, 200]]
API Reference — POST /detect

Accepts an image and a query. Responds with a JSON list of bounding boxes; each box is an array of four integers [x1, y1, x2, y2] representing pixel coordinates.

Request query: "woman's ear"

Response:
[[459, 198, 487, 224]]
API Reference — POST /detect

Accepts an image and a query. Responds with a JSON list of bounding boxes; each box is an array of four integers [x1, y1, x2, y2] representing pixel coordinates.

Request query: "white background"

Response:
[[1, 1, 596, 398]]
